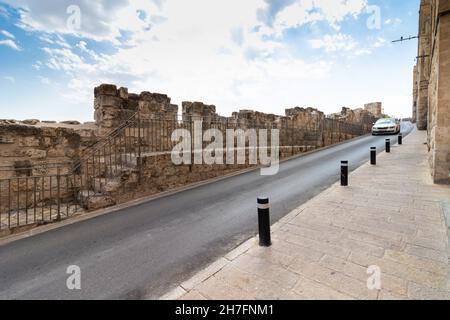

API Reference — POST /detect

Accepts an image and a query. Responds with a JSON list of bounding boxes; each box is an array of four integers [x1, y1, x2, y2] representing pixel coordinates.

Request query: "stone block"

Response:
[[60, 120, 81, 125], [118, 87, 128, 100], [22, 119, 39, 125], [24, 148, 47, 159], [94, 95, 123, 109], [94, 84, 117, 97], [19, 137, 40, 147]]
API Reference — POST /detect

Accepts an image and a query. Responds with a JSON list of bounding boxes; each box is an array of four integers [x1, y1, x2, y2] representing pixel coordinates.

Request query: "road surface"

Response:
[[0, 123, 414, 299]]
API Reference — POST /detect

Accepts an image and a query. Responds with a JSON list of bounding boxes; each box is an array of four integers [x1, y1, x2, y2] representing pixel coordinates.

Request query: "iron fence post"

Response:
[[137, 111, 142, 184], [57, 167, 61, 221]]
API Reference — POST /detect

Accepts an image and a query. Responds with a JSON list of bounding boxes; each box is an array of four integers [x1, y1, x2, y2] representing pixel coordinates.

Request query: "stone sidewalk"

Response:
[[162, 128, 450, 300]]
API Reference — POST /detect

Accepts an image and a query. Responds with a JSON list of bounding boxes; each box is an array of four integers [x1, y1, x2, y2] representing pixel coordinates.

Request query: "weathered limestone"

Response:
[[182, 102, 218, 123], [78, 190, 116, 211], [0, 123, 89, 179], [94, 84, 178, 134], [329, 106, 378, 131], [414, 0, 450, 184], [412, 66, 418, 123], [428, 0, 450, 183], [364, 102, 382, 118], [415, 0, 432, 130]]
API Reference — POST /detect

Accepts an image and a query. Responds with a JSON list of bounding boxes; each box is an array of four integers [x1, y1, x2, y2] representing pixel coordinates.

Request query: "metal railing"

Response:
[[0, 169, 79, 230]]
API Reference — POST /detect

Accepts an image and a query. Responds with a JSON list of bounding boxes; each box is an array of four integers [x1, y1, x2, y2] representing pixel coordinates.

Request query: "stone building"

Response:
[[415, 0, 433, 130], [412, 65, 418, 123], [413, 0, 450, 184]]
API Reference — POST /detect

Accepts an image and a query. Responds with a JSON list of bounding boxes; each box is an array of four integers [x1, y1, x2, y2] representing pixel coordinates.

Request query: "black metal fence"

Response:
[[0, 170, 79, 230]]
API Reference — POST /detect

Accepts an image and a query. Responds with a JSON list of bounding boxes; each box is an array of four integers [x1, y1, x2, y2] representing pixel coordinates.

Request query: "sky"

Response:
[[0, 0, 419, 122]]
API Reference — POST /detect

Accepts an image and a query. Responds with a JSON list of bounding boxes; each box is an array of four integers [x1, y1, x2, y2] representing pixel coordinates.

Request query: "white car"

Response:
[[372, 118, 401, 135]]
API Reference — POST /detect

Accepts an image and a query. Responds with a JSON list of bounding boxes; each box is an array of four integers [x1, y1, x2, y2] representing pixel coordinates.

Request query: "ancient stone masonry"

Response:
[[364, 102, 382, 118], [182, 102, 220, 122], [415, 0, 432, 130], [0, 83, 380, 233], [412, 65, 418, 123], [413, 0, 450, 184], [0, 121, 98, 179], [94, 84, 178, 134]]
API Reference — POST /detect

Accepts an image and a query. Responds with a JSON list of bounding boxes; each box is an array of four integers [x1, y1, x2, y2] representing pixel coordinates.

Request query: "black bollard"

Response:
[[398, 134, 403, 145], [370, 147, 377, 165], [385, 139, 391, 153], [341, 161, 348, 186], [257, 197, 271, 247]]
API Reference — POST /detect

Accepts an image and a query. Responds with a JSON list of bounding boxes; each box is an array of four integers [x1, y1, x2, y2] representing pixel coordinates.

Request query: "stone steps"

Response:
[[77, 152, 140, 209], [77, 189, 116, 211]]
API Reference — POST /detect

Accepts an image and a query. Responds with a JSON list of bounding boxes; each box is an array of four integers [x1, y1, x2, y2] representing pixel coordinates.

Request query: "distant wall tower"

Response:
[[364, 102, 382, 117]]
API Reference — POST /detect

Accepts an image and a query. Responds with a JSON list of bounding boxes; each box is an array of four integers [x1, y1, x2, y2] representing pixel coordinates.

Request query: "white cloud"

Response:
[[38, 76, 51, 85], [0, 39, 22, 51], [27, 0, 335, 115], [1, 30, 15, 39], [2, 0, 162, 43], [76, 41, 101, 60], [261, 0, 368, 35], [315, 0, 368, 28], [32, 61, 43, 70], [0, 6, 8, 18], [309, 33, 357, 52], [373, 37, 386, 48], [7, 0, 393, 118], [310, 33, 387, 56], [385, 18, 402, 26], [3, 76, 15, 83]]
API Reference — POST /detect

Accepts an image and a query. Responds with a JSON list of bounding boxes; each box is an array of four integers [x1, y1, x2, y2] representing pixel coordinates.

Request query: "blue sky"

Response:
[[0, 0, 419, 122]]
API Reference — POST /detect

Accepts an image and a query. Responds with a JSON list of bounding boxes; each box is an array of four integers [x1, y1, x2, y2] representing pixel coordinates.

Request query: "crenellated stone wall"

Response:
[[0, 83, 382, 222], [94, 84, 178, 134], [364, 103, 382, 118], [1, 84, 379, 180]]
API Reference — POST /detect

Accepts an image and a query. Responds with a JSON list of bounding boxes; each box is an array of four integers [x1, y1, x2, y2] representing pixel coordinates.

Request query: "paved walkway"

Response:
[[162, 128, 450, 300]]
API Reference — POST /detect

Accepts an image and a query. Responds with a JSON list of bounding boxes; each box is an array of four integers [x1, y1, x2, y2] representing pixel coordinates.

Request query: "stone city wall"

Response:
[[424, 0, 450, 183], [0, 83, 380, 228], [0, 121, 98, 179]]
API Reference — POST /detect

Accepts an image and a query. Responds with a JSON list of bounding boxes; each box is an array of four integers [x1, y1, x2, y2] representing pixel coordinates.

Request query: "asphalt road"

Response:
[[0, 122, 414, 300]]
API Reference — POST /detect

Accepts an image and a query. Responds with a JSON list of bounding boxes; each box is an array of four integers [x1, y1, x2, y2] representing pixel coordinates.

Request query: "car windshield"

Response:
[[376, 119, 394, 125]]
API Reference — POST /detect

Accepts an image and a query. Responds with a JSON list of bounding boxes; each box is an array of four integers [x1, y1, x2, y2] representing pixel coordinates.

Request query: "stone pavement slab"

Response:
[[162, 129, 450, 300]]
